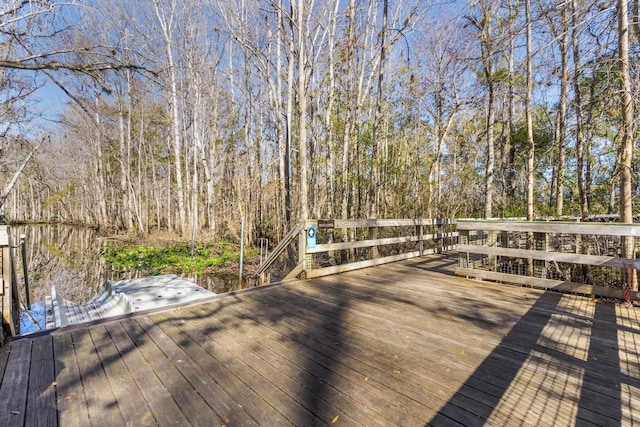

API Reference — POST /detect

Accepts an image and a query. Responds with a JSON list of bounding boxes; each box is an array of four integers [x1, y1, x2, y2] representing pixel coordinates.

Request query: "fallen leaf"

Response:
[[461, 351, 465, 356], [332, 415, 339, 423], [393, 370, 401, 374], [237, 403, 243, 409], [364, 376, 369, 382], [446, 368, 450, 372], [223, 415, 230, 423]]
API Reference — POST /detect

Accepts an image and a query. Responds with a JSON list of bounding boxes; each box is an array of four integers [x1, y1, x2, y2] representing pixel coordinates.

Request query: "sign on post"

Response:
[[306, 225, 317, 249]]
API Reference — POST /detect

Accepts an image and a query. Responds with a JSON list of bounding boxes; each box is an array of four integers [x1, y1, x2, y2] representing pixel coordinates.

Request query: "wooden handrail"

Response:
[[301, 218, 456, 279], [254, 223, 303, 280], [456, 220, 640, 301]]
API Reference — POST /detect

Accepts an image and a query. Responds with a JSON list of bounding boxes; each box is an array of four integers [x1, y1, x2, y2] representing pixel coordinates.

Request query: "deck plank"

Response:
[[154, 310, 321, 426], [89, 326, 156, 426], [0, 255, 638, 426], [117, 317, 216, 427], [133, 314, 261, 426], [0, 339, 31, 426], [160, 304, 377, 426], [104, 321, 190, 427], [70, 329, 125, 426], [25, 337, 57, 427], [53, 332, 90, 427]]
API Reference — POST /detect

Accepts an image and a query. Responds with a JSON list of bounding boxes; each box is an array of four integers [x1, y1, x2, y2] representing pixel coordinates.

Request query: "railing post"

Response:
[[487, 229, 497, 271], [301, 220, 316, 276], [417, 223, 424, 256], [458, 228, 470, 270], [1, 226, 19, 340], [533, 232, 548, 278], [369, 225, 378, 260]]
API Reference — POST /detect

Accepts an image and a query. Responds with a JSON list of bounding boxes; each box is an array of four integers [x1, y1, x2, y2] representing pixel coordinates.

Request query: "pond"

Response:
[[9, 224, 248, 334]]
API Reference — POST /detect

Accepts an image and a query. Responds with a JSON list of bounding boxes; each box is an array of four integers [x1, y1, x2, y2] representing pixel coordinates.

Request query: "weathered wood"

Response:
[[2, 247, 15, 337], [104, 321, 190, 427], [53, 333, 90, 427], [307, 232, 458, 253], [155, 310, 318, 426], [457, 220, 640, 236], [283, 261, 304, 280], [89, 326, 156, 426], [306, 248, 418, 278], [71, 330, 125, 427], [333, 218, 451, 228], [1, 255, 639, 426], [0, 339, 31, 425], [454, 267, 640, 301], [121, 317, 215, 426], [26, 337, 57, 427], [457, 244, 635, 268]]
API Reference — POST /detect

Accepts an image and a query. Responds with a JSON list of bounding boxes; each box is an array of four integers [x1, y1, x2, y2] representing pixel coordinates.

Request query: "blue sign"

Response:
[[306, 225, 317, 249]]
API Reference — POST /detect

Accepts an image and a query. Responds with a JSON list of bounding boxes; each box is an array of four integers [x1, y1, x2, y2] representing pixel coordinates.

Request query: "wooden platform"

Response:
[[1, 255, 639, 426]]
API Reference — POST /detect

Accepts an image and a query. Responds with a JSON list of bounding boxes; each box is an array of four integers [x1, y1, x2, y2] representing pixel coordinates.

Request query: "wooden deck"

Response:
[[1, 254, 639, 426]]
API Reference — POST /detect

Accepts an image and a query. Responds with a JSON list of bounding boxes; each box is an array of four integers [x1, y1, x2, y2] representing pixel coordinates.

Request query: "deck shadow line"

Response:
[[426, 291, 565, 426]]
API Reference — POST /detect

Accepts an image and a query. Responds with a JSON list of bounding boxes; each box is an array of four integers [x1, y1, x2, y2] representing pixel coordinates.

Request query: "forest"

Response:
[[0, 0, 638, 245]]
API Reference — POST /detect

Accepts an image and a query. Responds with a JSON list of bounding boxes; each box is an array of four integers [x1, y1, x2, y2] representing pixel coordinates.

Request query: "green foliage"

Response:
[[100, 240, 242, 276]]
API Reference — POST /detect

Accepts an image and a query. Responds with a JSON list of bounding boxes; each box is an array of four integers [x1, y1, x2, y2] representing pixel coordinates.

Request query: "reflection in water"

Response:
[[11, 224, 248, 333], [12, 225, 108, 306]]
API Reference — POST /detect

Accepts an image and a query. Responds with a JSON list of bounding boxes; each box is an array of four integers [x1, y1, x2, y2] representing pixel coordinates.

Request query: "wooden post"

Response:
[[417, 224, 424, 256], [300, 220, 316, 276], [458, 229, 470, 270], [1, 226, 18, 339], [369, 226, 379, 260], [533, 232, 548, 278], [487, 230, 497, 271]]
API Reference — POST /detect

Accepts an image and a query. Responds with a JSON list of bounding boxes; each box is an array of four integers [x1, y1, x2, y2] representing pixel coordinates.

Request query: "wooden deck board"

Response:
[[1, 254, 639, 426], [89, 326, 156, 426], [104, 321, 189, 427], [25, 337, 56, 427], [0, 339, 30, 425], [53, 333, 90, 427]]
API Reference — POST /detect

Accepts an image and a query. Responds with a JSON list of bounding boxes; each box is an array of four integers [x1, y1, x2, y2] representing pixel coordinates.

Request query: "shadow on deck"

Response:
[[0, 254, 638, 426]]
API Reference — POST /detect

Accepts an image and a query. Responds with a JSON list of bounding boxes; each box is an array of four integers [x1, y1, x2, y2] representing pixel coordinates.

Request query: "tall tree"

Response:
[[618, 0, 636, 297], [525, 0, 535, 220]]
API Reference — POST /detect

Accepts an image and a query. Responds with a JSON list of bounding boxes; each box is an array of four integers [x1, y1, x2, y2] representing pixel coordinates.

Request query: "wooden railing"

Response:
[[296, 218, 456, 279], [255, 219, 457, 285], [1, 225, 21, 343], [456, 220, 640, 301]]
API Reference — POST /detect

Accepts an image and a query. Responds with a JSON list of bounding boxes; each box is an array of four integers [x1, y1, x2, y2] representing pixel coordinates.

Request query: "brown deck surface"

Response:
[[1, 254, 639, 426]]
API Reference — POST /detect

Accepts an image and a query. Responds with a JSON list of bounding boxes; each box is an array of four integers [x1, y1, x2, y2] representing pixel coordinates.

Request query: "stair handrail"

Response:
[[254, 223, 303, 278]]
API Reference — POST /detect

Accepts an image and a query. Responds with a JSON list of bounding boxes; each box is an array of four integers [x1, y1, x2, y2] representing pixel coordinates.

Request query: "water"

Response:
[[9, 224, 249, 334], [9, 224, 108, 333]]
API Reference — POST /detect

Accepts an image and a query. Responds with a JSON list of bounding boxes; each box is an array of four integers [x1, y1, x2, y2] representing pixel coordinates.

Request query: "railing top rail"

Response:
[[323, 218, 454, 228], [457, 219, 640, 236]]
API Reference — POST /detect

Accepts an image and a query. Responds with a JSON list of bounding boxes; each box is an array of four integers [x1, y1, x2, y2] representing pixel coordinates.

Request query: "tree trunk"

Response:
[[525, 0, 534, 221], [571, 0, 588, 219], [297, 0, 309, 220], [618, 0, 636, 291]]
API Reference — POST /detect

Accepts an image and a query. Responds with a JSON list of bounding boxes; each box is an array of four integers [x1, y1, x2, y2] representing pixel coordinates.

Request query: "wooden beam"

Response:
[[333, 218, 452, 228], [454, 267, 640, 301], [307, 233, 458, 253], [2, 247, 16, 337], [456, 220, 640, 237], [457, 244, 635, 268]]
